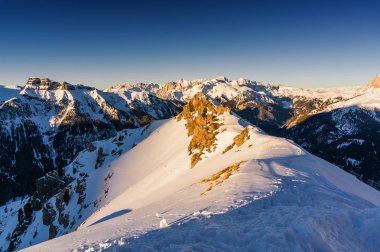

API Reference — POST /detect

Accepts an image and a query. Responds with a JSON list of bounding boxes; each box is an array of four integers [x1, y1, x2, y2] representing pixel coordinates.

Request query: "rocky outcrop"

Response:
[[41, 201, 61, 240], [223, 127, 251, 154], [177, 94, 228, 167], [31, 172, 73, 210], [369, 74, 380, 88], [6, 200, 34, 251], [26, 77, 63, 90], [200, 161, 245, 195]]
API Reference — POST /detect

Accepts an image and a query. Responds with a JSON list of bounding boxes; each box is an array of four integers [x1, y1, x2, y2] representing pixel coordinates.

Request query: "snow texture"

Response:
[[21, 110, 380, 252]]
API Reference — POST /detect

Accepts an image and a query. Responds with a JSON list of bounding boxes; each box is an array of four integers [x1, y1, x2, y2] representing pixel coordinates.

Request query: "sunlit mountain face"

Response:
[[1, 75, 380, 251], [1, 0, 380, 251]]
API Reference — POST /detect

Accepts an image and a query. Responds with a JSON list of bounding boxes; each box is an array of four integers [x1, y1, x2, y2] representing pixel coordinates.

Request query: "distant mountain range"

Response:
[[0, 75, 379, 251], [0, 77, 182, 206]]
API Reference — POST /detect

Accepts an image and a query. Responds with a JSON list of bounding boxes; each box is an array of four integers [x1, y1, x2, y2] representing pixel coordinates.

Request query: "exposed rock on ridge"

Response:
[[177, 94, 228, 167], [369, 74, 380, 88]]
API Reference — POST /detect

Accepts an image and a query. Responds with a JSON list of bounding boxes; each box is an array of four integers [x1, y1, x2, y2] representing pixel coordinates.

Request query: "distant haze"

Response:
[[0, 0, 379, 89]]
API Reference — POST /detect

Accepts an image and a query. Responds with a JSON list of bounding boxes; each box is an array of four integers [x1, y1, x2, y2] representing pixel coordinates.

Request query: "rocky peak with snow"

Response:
[[369, 73, 380, 88], [104, 82, 133, 92], [25, 77, 66, 90], [214, 76, 229, 82], [104, 82, 160, 94], [134, 82, 160, 92], [177, 94, 229, 167], [1, 74, 380, 251], [3, 88, 380, 251]]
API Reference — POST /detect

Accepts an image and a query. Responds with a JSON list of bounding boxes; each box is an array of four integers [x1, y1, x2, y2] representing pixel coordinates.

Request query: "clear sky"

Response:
[[0, 0, 379, 89]]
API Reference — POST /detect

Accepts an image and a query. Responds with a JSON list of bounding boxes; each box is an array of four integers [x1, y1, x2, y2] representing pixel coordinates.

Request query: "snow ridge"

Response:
[[1, 76, 380, 251], [18, 96, 380, 252]]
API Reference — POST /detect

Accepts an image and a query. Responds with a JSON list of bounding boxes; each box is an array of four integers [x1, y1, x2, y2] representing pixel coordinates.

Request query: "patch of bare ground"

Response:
[[200, 161, 246, 195], [222, 127, 251, 154]]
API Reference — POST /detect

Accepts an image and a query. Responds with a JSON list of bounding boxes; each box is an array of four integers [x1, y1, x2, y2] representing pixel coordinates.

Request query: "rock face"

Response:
[[215, 76, 228, 82], [26, 77, 63, 90], [32, 172, 73, 210], [369, 74, 380, 88], [177, 94, 228, 167]]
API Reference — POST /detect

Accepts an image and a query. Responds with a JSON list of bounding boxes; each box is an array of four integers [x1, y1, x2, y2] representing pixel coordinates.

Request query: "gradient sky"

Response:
[[0, 0, 380, 89]]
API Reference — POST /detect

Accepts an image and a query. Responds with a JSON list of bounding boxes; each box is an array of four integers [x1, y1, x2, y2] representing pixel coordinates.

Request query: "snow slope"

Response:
[[0, 85, 21, 103], [0, 120, 165, 251], [275, 85, 366, 100], [325, 87, 380, 112], [156, 76, 367, 105], [22, 99, 380, 252]]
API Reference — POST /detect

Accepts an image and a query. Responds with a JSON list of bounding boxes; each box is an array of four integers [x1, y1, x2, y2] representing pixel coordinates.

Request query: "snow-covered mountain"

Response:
[[0, 120, 164, 251], [154, 76, 369, 132], [1, 75, 380, 251], [152, 75, 380, 189], [0, 77, 181, 205], [3, 94, 379, 251], [369, 74, 380, 88]]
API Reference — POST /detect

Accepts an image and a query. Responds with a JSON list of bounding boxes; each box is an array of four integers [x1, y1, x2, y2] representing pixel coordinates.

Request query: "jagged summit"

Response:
[[369, 73, 380, 88], [214, 76, 229, 82], [15, 87, 380, 252], [26, 77, 60, 89], [2, 74, 380, 251], [26, 77, 51, 85], [25, 77, 78, 91], [105, 82, 159, 93]]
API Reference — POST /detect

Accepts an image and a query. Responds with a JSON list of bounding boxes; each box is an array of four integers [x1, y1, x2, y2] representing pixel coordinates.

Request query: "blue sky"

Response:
[[0, 0, 379, 88]]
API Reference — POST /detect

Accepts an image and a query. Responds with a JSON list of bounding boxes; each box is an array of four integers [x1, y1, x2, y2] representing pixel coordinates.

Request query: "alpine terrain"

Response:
[[0, 76, 379, 251]]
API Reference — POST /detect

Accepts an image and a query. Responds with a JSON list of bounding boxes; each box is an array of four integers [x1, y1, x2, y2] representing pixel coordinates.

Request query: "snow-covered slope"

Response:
[[0, 121, 165, 251], [0, 77, 181, 206], [325, 87, 380, 111], [155, 76, 366, 103], [103, 82, 182, 119], [0, 85, 21, 102], [2, 75, 380, 251], [21, 95, 380, 252], [286, 80, 380, 189], [153, 76, 380, 190]]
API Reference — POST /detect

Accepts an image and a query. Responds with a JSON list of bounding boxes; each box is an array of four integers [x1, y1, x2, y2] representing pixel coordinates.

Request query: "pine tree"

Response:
[[23, 202, 33, 218], [95, 147, 105, 168], [63, 190, 70, 205], [58, 166, 64, 177]]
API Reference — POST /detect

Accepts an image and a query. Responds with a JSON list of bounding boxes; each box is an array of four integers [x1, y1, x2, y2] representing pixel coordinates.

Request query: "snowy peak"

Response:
[[2, 75, 380, 251], [104, 82, 133, 92], [25, 77, 71, 91], [214, 76, 229, 82], [104, 82, 160, 93], [369, 73, 380, 88], [156, 77, 260, 102], [18, 90, 380, 252]]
